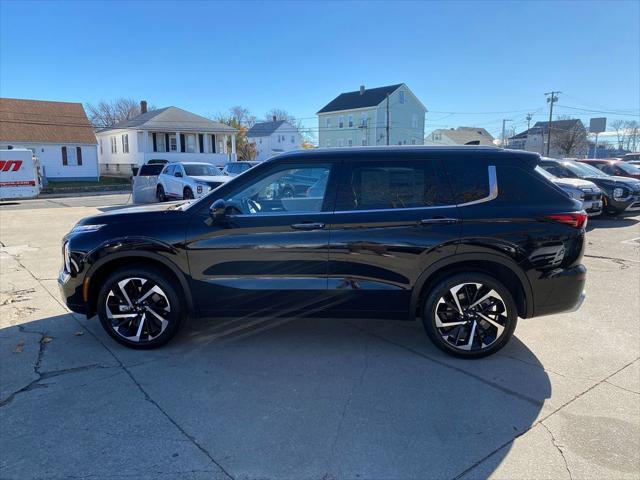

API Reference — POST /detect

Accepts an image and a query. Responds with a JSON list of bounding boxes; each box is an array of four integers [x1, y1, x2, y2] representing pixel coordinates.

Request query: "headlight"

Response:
[[71, 224, 105, 233], [63, 242, 71, 273], [569, 189, 584, 201], [613, 187, 625, 198]]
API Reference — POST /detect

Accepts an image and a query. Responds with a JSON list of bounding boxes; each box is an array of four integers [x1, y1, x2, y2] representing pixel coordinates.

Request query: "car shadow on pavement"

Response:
[[587, 215, 639, 231], [1, 313, 551, 480]]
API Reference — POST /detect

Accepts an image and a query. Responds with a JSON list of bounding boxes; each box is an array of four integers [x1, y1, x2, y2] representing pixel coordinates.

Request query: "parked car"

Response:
[[622, 153, 640, 162], [222, 161, 260, 177], [539, 158, 640, 215], [156, 162, 229, 201], [576, 159, 640, 180], [59, 146, 587, 358], [535, 166, 603, 216], [131, 159, 169, 204]]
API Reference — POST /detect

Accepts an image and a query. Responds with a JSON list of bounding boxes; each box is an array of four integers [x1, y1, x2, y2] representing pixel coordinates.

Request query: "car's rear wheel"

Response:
[[422, 273, 517, 358], [183, 187, 194, 200], [156, 185, 166, 202], [97, 266, 184, 349]]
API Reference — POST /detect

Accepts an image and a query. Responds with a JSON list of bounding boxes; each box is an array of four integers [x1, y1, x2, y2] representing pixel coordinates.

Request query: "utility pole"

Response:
[[385, 93, 390, 145], [526, 113, 533, 131], [501, 119, 512, 148], [544, 91, 561, 156]]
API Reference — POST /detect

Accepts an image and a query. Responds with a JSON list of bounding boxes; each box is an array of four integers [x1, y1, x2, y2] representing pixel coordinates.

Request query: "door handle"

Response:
[[291, 222, 325, 230], [419, 217, 460, 225]]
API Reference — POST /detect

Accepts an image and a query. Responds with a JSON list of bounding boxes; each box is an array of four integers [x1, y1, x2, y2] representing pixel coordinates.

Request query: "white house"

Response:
[[246, 118, 302, 161], [317, 84, 427, 148], [425, 127, 495, 146], [0, 98, 99, 181], [507, 119, 588, 158], [96, 102, 238, 176]]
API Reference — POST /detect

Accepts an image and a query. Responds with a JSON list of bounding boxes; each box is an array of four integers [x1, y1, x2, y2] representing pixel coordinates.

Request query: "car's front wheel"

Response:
[[97, 266, 184, 349], [422, 273, 517, 358], [183, 187, 194, 200]]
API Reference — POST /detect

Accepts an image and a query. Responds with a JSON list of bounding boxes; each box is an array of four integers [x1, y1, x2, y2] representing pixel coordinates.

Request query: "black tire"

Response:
[[183, 187, 194, 200], [422, 273, 518, 359], [97, 266, 185, 349], [156, 185, 166, 202]]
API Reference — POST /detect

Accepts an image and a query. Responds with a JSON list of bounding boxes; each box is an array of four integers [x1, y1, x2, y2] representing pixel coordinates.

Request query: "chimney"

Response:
[[140, 100, 148, 114], [360, 85, 365, 95], [272, 115, 277, 122]]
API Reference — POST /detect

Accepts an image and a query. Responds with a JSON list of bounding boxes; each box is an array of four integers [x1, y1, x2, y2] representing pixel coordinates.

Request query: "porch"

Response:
[[141, 130, 237, 165]]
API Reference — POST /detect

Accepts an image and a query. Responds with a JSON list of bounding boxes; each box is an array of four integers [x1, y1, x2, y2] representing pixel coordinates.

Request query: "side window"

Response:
[[336, 159, 452, 211], [540, 163, 566, 178], [497, 166, 567, 204], [225, 164, 332, 215], [444, 159, 491, 204], [164, 165, 174, 175]]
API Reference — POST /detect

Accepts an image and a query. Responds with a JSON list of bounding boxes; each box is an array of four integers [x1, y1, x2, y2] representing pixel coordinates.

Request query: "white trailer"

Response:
[[0, 148, 42, 199]]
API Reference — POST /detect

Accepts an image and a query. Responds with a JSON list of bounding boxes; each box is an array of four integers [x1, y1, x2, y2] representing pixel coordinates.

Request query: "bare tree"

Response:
[[551, 118, 588, 156], [230, 106, 256, 127], [623, 120, 639, 151], [211, 108, 257, 161], [611, 119, 628, 150], [85, 98, 151, 127], [264, 108, 314, 142]]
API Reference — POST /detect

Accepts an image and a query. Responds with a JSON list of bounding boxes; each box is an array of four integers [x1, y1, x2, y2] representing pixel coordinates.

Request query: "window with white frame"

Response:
[[412, 113, 418, 129], [347, 138, 353, 147], [156, 133, 166, 153], [325, 117, 331, 128], [169, 134, 177, 151], [339, 116, 344, 128], [399, 90, 405, 104], [360, 112, 368, 126], [185, 134, 196, 153], [122, 134, 129, 154], [348, 114, 353, 128], [110, 137, 117, 154]]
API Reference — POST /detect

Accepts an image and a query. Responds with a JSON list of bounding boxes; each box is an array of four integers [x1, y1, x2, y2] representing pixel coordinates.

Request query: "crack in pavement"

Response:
[[540, 421, 573, 480], [604, 380, 640, 396], [584, 254, 639, 268], [3, 249, 236, 480]]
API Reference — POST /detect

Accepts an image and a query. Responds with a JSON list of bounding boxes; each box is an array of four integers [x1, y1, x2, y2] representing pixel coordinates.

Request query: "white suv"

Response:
[[156, 162, 229, 201]]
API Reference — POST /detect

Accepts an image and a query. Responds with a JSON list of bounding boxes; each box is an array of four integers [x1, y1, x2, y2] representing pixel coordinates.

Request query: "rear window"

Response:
[[443, 160, 490, 204], [336, 159, 452, 210], [138, 164, 165, 176], [184, 164, 221, 176]]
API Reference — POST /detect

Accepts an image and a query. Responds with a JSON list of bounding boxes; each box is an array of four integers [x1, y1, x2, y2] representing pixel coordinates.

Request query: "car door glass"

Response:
[[225, 165, 332, 214], [164, 165, 174, 176], [336, 160, 452, 211]]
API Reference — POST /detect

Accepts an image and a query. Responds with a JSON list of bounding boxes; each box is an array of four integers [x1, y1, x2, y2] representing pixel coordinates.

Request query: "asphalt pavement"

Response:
[[0, 193, 638, 480]]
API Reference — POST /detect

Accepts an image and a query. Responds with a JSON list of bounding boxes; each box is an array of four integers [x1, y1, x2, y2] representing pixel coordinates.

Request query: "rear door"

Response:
[[326, 155, 460, 319]]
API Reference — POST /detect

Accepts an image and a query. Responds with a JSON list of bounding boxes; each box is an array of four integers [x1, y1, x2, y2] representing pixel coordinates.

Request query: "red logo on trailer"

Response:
[[0, 160, 23, 172]]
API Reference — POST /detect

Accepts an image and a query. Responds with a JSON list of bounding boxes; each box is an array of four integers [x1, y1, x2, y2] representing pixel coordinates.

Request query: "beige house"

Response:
[[426, 127, 495, 146]]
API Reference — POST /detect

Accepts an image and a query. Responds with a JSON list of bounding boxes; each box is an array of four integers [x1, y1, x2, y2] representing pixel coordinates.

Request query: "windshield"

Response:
[[228, 163, 252, 174], [535, 166, 557, 180], [563, 161, 609, 178], [617, 162, 640, 174], [184, 164, 222, 176]]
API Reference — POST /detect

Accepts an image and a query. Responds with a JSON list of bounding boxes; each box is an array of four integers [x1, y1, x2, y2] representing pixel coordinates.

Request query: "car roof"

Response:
[[173, 161, 218, 166], [269, 145, 540, 167]]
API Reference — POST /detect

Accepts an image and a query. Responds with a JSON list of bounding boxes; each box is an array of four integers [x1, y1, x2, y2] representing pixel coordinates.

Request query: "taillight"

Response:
[[545, 211, 588, 229]]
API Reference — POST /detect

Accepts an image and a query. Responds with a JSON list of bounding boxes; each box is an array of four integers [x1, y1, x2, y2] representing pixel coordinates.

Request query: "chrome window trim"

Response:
[[227, 165, 498, 218]]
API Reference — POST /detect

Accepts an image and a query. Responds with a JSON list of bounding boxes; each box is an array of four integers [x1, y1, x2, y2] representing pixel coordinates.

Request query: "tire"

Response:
[[183, 187, 194, 200], [97, 266, 185, 349], [156, 185, 166, 202], [421, 273, 518, 359]]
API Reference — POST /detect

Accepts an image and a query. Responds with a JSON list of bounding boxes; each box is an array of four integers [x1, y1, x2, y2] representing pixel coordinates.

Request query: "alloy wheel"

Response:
[[434, 282, 509, 352], [105, 277, 171, 343]]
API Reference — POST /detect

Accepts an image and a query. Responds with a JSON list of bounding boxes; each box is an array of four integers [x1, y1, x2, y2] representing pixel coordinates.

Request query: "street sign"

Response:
[[589, 117, 606, 133]]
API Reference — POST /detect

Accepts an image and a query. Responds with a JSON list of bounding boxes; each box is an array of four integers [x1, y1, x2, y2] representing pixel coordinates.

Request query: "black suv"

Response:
[[59, 147, 587, 358]]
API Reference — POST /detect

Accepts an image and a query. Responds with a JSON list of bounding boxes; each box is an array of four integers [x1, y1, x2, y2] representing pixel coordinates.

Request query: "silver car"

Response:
[[536, 166, 603, 216], [156, 162, 229, 201]]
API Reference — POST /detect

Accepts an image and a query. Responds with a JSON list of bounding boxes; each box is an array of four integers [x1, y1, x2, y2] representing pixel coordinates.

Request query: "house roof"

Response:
[[246, 120, 287, 138], [0, 97, 97, 144], [510, 119, 584, 140], [98, 106, 236, 133], [317, 84, 404, 114], [432, 127, 495, 145]]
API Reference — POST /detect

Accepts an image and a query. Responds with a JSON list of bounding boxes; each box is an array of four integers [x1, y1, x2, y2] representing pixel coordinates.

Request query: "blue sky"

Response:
[[1, 0, 638, 139]]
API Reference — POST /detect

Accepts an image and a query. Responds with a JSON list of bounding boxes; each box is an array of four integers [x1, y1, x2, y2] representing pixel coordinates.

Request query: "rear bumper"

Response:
[[532, 264, 587, 317]]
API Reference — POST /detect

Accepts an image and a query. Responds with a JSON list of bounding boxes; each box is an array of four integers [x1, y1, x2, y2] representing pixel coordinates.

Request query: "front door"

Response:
[[186, 162, 337, 317], [326, 156, 461, 319]]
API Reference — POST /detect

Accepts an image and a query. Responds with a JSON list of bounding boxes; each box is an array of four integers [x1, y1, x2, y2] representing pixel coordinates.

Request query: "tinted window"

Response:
[[336, 159, 452, 211], [184, 164, 221, 176], [444, 159, 490, 204], [539, 163, 570, 178], [225, 165, 332, 214], [497, 166, 568, 204], [138, 164, 165, 176], [164, 165, 175, 175]]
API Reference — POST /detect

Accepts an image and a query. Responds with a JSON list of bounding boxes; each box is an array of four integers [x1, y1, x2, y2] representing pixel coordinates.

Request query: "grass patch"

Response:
[[47, 177, 130, 189]]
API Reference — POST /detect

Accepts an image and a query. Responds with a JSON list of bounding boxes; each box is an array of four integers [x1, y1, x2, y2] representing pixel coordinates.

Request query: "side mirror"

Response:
[[175, 171, 183, 177], [209, 199, 227, 221]]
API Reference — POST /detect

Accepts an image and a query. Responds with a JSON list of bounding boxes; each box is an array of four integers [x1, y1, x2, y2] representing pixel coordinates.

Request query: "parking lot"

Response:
[[1, 194, 638, 480]]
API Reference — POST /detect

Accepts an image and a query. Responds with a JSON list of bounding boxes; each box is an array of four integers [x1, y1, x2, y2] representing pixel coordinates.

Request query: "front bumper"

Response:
[[58, 269, 88, 315], [624, 196, 640, 211]]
